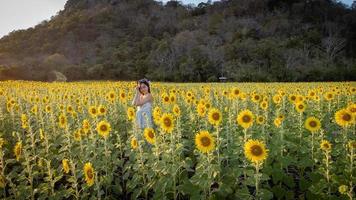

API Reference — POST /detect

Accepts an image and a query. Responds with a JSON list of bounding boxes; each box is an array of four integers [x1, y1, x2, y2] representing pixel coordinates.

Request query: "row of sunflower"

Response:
[[0, 81, 355, 199]]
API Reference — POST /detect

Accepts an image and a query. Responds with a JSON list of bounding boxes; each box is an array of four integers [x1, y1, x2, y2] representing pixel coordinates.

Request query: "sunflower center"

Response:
[[351, 142, 356, 148], [309, 121, 317, 127], [148, 131, 154, 138], [164, 118, 171, 126], [323, 144, 330, 149], [87, 169, 93, 179], [212, 113, 220, 120], [100, 125, 107, 131], [251, 145, 263, 156], [100, 108, 105, 113], [342, 113, 351, 121], [200, 136, 211, 147], [242, 115, 251, 123], [298, 105, 304, 109]]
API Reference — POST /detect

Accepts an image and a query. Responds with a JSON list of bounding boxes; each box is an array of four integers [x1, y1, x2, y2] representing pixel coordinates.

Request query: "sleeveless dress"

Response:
[[135, 100, 153, 130]]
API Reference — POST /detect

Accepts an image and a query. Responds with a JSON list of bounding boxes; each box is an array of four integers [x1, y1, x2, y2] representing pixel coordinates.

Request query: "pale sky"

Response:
[[0, 0, 353, 39]]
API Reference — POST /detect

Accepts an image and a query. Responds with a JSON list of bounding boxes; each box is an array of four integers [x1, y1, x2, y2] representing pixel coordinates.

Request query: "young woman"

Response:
[[131, 78, 154, 130]]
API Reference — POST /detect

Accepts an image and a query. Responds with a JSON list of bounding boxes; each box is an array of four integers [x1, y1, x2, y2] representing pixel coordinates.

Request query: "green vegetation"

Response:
[[0, 0, 355, 81]]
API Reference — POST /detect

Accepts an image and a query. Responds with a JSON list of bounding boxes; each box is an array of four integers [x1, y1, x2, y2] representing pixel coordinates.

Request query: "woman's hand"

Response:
[[135, 85, 140, 92]]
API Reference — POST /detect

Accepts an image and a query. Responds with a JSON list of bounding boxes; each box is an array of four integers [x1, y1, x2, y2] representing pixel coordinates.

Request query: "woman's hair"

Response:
[[138, 78, 151, 94]]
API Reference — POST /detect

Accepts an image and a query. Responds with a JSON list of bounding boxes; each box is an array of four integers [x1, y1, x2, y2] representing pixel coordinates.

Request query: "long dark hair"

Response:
[[138, 78, 151, 95]]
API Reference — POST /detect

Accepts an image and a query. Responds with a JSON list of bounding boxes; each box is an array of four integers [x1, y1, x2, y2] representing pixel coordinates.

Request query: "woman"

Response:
[[131, 78, 154, 130]]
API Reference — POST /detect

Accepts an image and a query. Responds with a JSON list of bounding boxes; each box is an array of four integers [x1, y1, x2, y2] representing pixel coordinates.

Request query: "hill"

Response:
[[0, 0, 356, 81]]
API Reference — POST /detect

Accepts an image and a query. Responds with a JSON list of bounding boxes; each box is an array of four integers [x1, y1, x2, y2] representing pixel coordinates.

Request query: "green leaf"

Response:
[[259, 188, 273, 200], [282, 175, 295, 188]]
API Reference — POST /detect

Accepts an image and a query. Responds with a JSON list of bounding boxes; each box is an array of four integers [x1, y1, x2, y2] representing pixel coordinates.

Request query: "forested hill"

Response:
[[0, 0, 356, 82]]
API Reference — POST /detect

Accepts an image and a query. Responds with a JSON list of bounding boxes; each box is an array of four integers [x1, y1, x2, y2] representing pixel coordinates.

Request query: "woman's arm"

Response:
[[135, 93, 152, 106]]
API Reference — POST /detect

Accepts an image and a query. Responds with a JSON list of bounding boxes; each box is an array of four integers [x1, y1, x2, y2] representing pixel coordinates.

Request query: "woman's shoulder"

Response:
[[144, 93, 153, 100]]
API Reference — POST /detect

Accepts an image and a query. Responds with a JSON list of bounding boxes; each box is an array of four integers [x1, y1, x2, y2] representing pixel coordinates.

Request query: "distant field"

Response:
[[0, 81, 355, 199]]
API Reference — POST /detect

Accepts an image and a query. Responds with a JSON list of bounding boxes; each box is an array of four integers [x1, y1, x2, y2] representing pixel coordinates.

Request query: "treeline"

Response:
[[0, 0, 356, 82]]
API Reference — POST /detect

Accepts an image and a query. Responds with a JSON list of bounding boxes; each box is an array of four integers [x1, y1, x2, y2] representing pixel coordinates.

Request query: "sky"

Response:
[[0, 0, 353, 39]]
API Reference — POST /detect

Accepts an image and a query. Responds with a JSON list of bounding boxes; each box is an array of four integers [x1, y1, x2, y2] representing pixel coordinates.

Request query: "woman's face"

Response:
[[139, 83, 149, 94]]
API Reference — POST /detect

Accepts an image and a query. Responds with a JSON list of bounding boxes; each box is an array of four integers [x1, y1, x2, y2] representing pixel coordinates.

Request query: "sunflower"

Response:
[[31, 105, 38, 115], [62, 159, 70, 174], [96, 120, 111, 138], [153, 107, 162, 125], [295, 95, 304, 103], [324, 92, 334, 101], [208, 108, 222, 126], [205, 102, 211, 109], [305, 117, 321, 133], [83, 162, 95, 186], [160, 113, 174, 133], [169, 93, 176, 103], [273, 95, 282, 104], [260, 101, 268, 110], [295, 102, 306, 113], [172, 104, 181, 117], [335, 108, 354, 128], [195, 130, 215, 153], [320, 140, 332, 152], [107, 91, 116, 101], [21, 114, 28, 129], [14, 141, 22, 161], [88, 106, 98, 117], [131, 137, 138, 149], [162, 93, 170, 104], [237, 109, 254, 129], [350, 86, 356, 94], [197, 103, 206, 117], [251, 94, 261, 103], [347, 103, 356, 116], [338, 185, 348, 195], [274, 117, 282, 128], [98, 105, 107, 116], [127, 107, 135, 121], [58, 113, 67, 129], [119, 91, 127, 103], [348, 140, 356, 150], [73, 129, 82, 141], [45, 105, 52, 113], [67, 105, 74, 114], [82, 119, 90, 134], [231, 88, 240, 99], [288, 94, 297, 103], [244, 139, 268, 164], [256, 116, 265, 125], [144, 128, 155, 144]]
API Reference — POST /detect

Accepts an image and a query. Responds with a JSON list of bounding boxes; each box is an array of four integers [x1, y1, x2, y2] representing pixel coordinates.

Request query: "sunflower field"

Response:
[[0, 80, 355, 200]]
